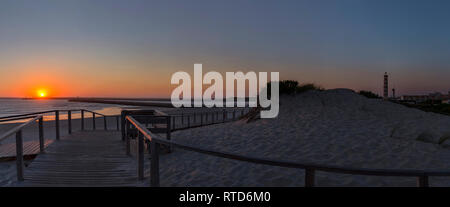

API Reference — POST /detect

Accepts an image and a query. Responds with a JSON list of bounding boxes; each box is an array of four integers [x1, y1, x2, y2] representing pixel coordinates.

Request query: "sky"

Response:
[[0, 0, 449, 98]]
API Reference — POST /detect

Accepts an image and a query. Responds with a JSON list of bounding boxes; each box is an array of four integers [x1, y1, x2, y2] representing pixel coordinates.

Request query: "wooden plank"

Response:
[[0, 140, 54, 160], [15, 131, 143, 187]]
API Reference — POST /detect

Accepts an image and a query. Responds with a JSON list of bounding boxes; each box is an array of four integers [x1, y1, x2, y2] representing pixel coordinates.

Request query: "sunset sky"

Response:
[[1, 0, 450, 98]]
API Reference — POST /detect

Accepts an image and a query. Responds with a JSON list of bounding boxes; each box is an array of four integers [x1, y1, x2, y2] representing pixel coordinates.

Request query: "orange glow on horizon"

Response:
[[4, 57, 175, 98], [38, 90, 47, 98]]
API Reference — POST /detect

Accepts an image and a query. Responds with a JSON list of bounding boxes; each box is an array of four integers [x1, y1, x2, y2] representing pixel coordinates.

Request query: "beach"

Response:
[[3, 90, 450, 186], [154, 89, 450, 186]]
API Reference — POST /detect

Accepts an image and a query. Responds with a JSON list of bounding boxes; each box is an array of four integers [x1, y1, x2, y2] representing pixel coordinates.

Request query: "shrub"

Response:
[[297, 83, 323, 93], [359, 90, 381, 99], [265, 80, 322, 97]]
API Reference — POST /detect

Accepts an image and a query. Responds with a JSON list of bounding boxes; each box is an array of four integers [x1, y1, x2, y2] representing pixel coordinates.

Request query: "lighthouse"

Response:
[[383, 72, 388, 100]]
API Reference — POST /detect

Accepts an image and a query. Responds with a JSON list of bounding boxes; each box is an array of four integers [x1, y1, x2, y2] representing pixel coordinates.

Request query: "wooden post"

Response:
[[103, 116, 107, 130], [137, 132, 144, 180], [181, 112, 184, 126], [187, 114, 191, 128], [305, 168, 315, 187], [121, 111, 126, 141], [126, 121, 131, 155], [92, 112, 96, 130], [16, 130, 24, 181], [116, 116, 120, 131], [38, 117, 44, 153], [223, 109, 226, 123], [418, 175, 429, 187], [200, 113, 203, 126], [150, 141, 160, 187], [55, 110, 60, 140], [68, 110, 72, 134], [81, 110, 85, 131], [166, 116, 171, 140], [172, 116, 175, 130]]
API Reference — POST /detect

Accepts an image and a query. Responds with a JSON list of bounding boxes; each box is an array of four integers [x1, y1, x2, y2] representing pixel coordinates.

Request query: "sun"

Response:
[[37, 90, 47, 98]]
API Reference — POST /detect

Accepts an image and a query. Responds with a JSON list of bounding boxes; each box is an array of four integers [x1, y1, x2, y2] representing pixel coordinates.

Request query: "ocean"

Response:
[[0, 99, 124, 122]]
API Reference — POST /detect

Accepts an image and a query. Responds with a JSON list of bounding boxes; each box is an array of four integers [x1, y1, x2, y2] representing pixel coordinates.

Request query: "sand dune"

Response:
[[158, 89, 450, 186]]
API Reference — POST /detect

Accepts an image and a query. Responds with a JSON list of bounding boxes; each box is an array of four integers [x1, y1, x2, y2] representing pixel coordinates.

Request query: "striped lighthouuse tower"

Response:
[[383, 72, 389, 100]]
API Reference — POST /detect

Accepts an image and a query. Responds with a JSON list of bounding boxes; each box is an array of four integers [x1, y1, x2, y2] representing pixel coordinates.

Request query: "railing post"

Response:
[[193, 112, 196, 124], [137, 132, 144, 180], [55, 110, 60, 140], [150, 141, 160, 187], [216, 111, 219, 121], [15, 130, 24, 181], [126, 121, 131, 155], [116, 116, 120, 131], [104, 116, 107, 130], [181, 112, 184, 126], [166, 116, 171, 140], [92, 112, 96, 130], [418, 175, 429, 187], [121, 111, 126, 141], [209, 112, 212, 124], [200, 113, 203, 126], [81, 110, 85, 131], [38, 117, 44, 153], [172, 116, 175, 130], [68, 110, 72, 134], [233, 110, 236, 120], [187, 114, 191, 128], [305, 168, 315, 187], [223, 109, 226, 123]]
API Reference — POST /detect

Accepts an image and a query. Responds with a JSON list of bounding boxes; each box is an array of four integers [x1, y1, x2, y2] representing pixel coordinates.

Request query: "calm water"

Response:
[[0, 99, 125, 122]]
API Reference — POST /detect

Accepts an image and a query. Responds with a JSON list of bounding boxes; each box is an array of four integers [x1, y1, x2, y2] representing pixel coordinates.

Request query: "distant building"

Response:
[[383, 72, 388, 100], [401, 91, 450, 104], [400, 95, 429, 103]]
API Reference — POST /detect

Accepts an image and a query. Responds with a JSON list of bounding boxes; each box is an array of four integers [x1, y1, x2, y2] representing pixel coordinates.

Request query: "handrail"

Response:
[[0, 115, 43, 123], [0, 115, 42, 143], [83, 109, 106, 116], [0, 108, 121, 182], [125, 114, 443, 187], [167, 109, 241, 116], [0, 110, 56, 120], [167, 108, 248, 131], [0, 114, 44, 181]]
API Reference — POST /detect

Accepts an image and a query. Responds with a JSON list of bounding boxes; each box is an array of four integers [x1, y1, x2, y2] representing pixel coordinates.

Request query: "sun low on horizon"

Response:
[[36, 89, 48, 98]]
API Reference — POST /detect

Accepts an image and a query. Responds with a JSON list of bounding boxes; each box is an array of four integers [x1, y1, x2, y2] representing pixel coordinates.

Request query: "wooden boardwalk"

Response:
[[16, 131, 143, 187], [0, 140, 54, 161]]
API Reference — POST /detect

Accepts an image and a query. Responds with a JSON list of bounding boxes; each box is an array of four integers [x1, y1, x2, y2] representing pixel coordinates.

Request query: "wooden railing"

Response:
[[169, 108, 249, 131], [124, 109, 450, 187], [0, 109, 121, 181], [0, 115, 44, 181]]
